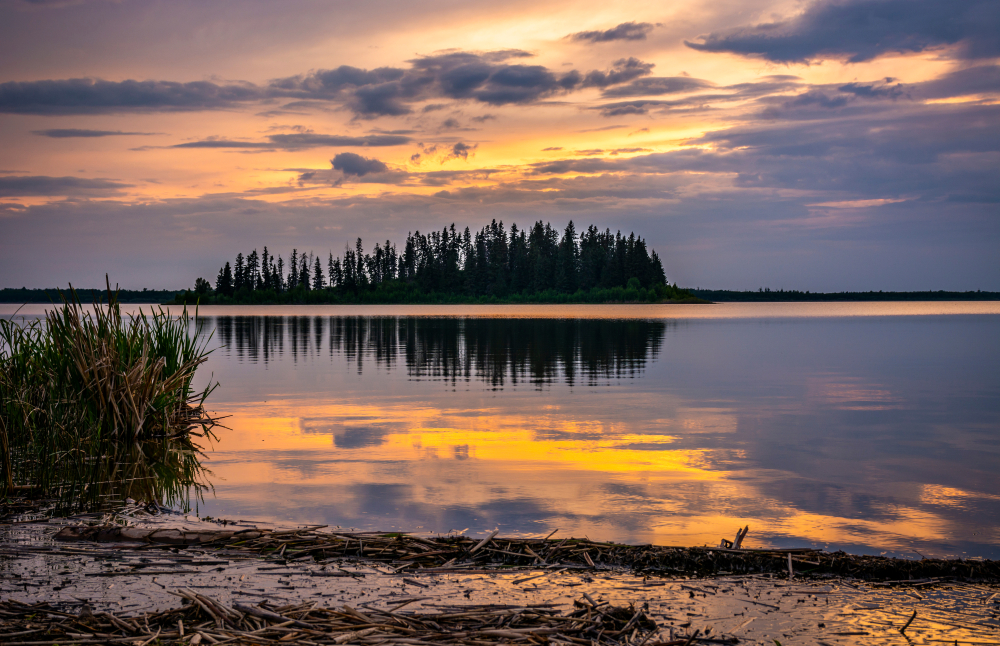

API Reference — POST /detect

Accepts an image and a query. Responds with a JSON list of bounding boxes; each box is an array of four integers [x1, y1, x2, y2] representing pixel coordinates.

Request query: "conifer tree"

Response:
[[216, 262, 234, 297], [234, 253, 246, 292], [332, 257, 343, 287], [261, 247, 271, 290], [300, 253, 310, 290], [556, 220, 579, 293], [246, 249, 259, 292], [313, 256, 324, 290]]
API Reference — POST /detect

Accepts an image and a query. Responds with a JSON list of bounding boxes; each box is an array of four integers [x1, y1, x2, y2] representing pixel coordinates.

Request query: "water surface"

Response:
[[4, 302, 998, 557]]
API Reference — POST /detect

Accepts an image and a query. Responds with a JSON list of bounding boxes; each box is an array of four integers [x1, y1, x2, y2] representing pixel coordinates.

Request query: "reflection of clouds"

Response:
[[199, 390, 1000, 557], [299, 417, 408, 449], [804, 374, 902, 411], [196, 314, 1000, 558]]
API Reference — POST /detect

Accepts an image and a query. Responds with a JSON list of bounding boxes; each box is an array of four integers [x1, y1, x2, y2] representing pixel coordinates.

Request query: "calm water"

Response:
[[5, 302, 999, 557]]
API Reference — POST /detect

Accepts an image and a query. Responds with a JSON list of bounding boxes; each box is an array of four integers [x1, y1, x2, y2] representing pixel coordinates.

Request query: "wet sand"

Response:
[[2, 522, 998, 645]]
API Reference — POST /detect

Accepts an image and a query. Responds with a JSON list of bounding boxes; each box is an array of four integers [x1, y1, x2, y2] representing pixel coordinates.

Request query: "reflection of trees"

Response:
[[211, 316, 667, 386]]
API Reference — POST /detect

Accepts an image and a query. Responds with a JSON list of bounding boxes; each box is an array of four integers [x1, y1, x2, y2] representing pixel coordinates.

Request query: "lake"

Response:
[[4, 302, 999, 558]]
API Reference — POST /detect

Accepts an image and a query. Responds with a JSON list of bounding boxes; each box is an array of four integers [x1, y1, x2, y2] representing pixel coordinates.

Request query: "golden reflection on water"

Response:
[[205, 389, 996, 554]]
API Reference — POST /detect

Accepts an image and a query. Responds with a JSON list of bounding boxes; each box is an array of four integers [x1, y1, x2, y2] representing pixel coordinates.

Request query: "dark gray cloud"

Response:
[[0, 78, 262, 115], [782, 90, 852, 110], [837, 80, 906, 100], [447, 142, 475, 160], [331, 152, 388, 176], [171, 132, 410, 150], [601, 76, 713, 97], [271, 50, 644, 117], [569, 22, 655, 43], [580, 58, 654, 88], [685, 0, 1000, 62], [915, 65, 1000, 99], [524, 97, 1000, 206], [592, 76, 806, 116], [593, 99, 687, 116], [272, 50, 574, 117], [32, 128, 158, 138], [1, 51, 670, 118], [0, 175, 131, 196]]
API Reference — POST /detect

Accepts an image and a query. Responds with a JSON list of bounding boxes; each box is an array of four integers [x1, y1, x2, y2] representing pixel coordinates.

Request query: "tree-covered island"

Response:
[[173, 220, 701, 305]]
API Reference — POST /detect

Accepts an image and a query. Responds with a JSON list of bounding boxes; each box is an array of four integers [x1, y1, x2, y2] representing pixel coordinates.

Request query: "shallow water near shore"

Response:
[[4, 302, 999, 558]]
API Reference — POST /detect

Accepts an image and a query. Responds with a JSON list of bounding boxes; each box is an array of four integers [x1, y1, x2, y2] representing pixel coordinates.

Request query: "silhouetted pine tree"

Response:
[[289, 249, 299, 288], [299, 253, 310, 290], [216, 262, 234, 297], [246, 249, 259, 292], [313, 256, 324, 290], [234, 253, 246, 292]]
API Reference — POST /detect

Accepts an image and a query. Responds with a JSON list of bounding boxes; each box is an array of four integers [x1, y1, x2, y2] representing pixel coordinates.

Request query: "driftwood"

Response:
[[54, 525, 261, 545], [0, 593, 697, 646], [52, 525, 1000, 582]]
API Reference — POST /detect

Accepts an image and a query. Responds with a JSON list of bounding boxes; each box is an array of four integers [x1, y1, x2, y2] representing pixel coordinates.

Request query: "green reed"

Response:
[[0, 284, 219, 511]]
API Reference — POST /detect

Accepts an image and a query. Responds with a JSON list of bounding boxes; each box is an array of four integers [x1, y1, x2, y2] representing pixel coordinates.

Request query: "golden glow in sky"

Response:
[[1, 0, 998, 290]]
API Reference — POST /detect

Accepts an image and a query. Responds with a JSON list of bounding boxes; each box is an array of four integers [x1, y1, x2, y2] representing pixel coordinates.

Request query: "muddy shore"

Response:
[[2, 513, 999, 645]]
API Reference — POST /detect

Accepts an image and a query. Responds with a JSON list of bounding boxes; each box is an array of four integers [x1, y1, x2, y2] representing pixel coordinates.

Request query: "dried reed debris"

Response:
[[0, 591, 699, 646], [52, 525, 1000, 582]]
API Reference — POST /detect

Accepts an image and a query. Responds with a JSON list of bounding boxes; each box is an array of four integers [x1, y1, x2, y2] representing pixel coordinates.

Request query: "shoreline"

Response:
[[2, 520, 998, 644]]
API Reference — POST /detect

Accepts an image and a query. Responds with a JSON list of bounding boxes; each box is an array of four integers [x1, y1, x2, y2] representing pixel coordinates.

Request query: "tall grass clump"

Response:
[[0, 284, 219, 511]]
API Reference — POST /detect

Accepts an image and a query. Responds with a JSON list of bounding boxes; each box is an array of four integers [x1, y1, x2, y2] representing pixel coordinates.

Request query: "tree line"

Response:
[[182, 220, 695, 304]]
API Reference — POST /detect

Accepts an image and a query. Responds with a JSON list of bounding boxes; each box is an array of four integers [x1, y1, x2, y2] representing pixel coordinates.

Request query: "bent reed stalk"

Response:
[[0, 282, 219, 511]]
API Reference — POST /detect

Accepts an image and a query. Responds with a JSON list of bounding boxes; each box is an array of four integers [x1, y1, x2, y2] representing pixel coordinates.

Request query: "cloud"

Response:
[[592, 76, 806, 115], [0, 78, 262, 115], [581, 58, 655, 88], [569, 22, 655, 43], [446, 142, 476, 161], [171, 132, 410, 150], [685, 0, 1000, 63], [593, 99, 684, 116], [32, 128, 158, 138], [837, 79, 906, 100], [440, 117, 471, 131], [601, 76, 713, 97], [272, 50, 577, 117], [2, 51, 667, 119], [0, 175, 131, 197], [521, 98, 1000, 208], [272, 50, 643, 117], [331, 152, 388, 176], [915, 65, 1000, 99], [783, 90, 852, 109]]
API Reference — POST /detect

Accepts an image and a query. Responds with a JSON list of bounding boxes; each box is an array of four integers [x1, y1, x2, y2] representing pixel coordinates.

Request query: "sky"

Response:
[[0, 0, 998, 291]]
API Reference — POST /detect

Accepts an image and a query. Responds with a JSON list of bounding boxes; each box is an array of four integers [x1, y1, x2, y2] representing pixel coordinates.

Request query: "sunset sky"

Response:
[[1, 0, 998, 291]]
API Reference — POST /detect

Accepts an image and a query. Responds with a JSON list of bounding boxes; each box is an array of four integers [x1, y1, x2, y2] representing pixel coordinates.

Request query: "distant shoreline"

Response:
[[689, 289, 1000, 302], [1, 287, 998, 304]]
